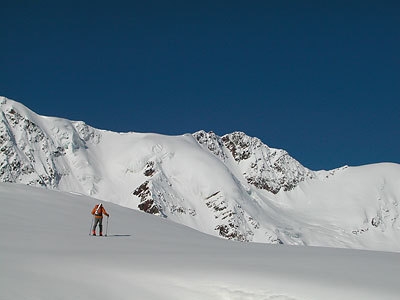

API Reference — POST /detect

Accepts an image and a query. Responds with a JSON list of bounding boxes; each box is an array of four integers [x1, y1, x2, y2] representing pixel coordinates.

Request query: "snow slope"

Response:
[[1, 96, 400, 251], [1, 183, 399, 300]]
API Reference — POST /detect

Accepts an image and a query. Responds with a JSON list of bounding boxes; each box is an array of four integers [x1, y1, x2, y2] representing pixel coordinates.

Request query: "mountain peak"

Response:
[[194, 130, 315, 193], [1, 97, 400, 251]]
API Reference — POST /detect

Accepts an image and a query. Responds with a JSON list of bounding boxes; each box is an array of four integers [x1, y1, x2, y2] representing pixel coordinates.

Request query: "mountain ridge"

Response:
[[1, 96, 399, 251]]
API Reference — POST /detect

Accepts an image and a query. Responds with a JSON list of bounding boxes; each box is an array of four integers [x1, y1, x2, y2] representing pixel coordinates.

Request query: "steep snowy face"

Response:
[[0, 98, 314, 243], [125, 130, 318, 243], [127, 133, 262, 242], [0, 97, 101, 193], [193, 130, 316, 193], [1, 96, 400, 251]]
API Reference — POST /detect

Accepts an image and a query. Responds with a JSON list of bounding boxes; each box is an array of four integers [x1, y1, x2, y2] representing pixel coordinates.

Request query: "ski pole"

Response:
[[89, 216, 94, 235], [105, 216, 109, 237]]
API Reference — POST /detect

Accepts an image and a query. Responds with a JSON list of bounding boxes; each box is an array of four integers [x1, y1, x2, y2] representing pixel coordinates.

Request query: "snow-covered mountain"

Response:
[[1, 96, 399, 251]]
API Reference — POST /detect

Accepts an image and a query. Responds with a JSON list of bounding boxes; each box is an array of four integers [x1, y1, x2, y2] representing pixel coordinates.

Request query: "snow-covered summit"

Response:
[[1, 96, 400, 251]]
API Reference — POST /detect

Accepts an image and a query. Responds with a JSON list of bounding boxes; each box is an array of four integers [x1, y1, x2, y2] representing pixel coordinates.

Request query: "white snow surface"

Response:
[[1, 183, 399, 300], [1, 96, 400, 251]]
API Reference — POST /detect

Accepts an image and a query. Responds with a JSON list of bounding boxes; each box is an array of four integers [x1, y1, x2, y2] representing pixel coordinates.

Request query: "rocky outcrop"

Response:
[[0, 98, 100, 191], [194, 130, 315, 194], [0, 105, 61, 187], [133, 181, 160, 215]]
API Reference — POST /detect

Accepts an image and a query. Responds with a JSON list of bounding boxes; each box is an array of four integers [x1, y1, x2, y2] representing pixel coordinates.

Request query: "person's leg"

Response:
[[92, 218, 100, 235], [99, 218, 103, 236]]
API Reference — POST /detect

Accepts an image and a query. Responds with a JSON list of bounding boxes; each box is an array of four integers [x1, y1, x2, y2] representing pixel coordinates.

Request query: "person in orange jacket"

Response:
[[91, 203, 109, 236]]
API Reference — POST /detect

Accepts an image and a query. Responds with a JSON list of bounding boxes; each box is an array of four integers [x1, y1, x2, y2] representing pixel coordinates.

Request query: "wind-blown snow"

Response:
[[1, 183, 399, 300]]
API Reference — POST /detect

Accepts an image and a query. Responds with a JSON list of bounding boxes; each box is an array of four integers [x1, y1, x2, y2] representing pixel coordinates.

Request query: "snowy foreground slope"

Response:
[[1, 96, 400, 251], [1, 183, 399, 300]]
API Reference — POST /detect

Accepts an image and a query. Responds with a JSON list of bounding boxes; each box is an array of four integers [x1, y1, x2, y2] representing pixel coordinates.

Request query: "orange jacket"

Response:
[[91, 204, 109, 219]]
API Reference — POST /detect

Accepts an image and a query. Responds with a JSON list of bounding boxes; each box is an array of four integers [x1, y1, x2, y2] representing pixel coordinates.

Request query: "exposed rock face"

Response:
[[193, 130, 228, 161], [193, 130, 315, 194], [133, 161, 161, 215], [1, 105, 61, 187], [0, 97, 100, 192], [134, 181, 160, 215]]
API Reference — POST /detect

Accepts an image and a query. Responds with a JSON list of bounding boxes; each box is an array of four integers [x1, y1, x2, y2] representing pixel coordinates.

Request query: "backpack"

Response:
[[94, 204, 103, 216]]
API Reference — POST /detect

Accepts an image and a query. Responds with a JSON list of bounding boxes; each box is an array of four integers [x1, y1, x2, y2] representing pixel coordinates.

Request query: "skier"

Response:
[[91, 203, 109, 236]]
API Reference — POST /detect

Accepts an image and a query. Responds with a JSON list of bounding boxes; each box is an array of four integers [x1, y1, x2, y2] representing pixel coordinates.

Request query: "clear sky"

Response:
[[1, 1, 399, 170]]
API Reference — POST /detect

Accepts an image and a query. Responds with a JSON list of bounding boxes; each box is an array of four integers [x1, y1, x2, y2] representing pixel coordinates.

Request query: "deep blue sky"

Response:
[[1, 1, 399, 170]]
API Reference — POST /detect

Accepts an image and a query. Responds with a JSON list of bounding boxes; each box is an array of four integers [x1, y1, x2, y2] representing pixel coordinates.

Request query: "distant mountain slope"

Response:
[[1, 96, 399, 251]]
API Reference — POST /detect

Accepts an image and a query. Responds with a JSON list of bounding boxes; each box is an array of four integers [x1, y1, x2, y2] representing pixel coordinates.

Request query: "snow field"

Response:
[[1, 183, 399, 300]]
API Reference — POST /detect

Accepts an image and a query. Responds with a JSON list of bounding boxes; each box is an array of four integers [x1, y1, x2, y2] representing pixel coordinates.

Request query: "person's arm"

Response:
[[103, 208, 109, 217]]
